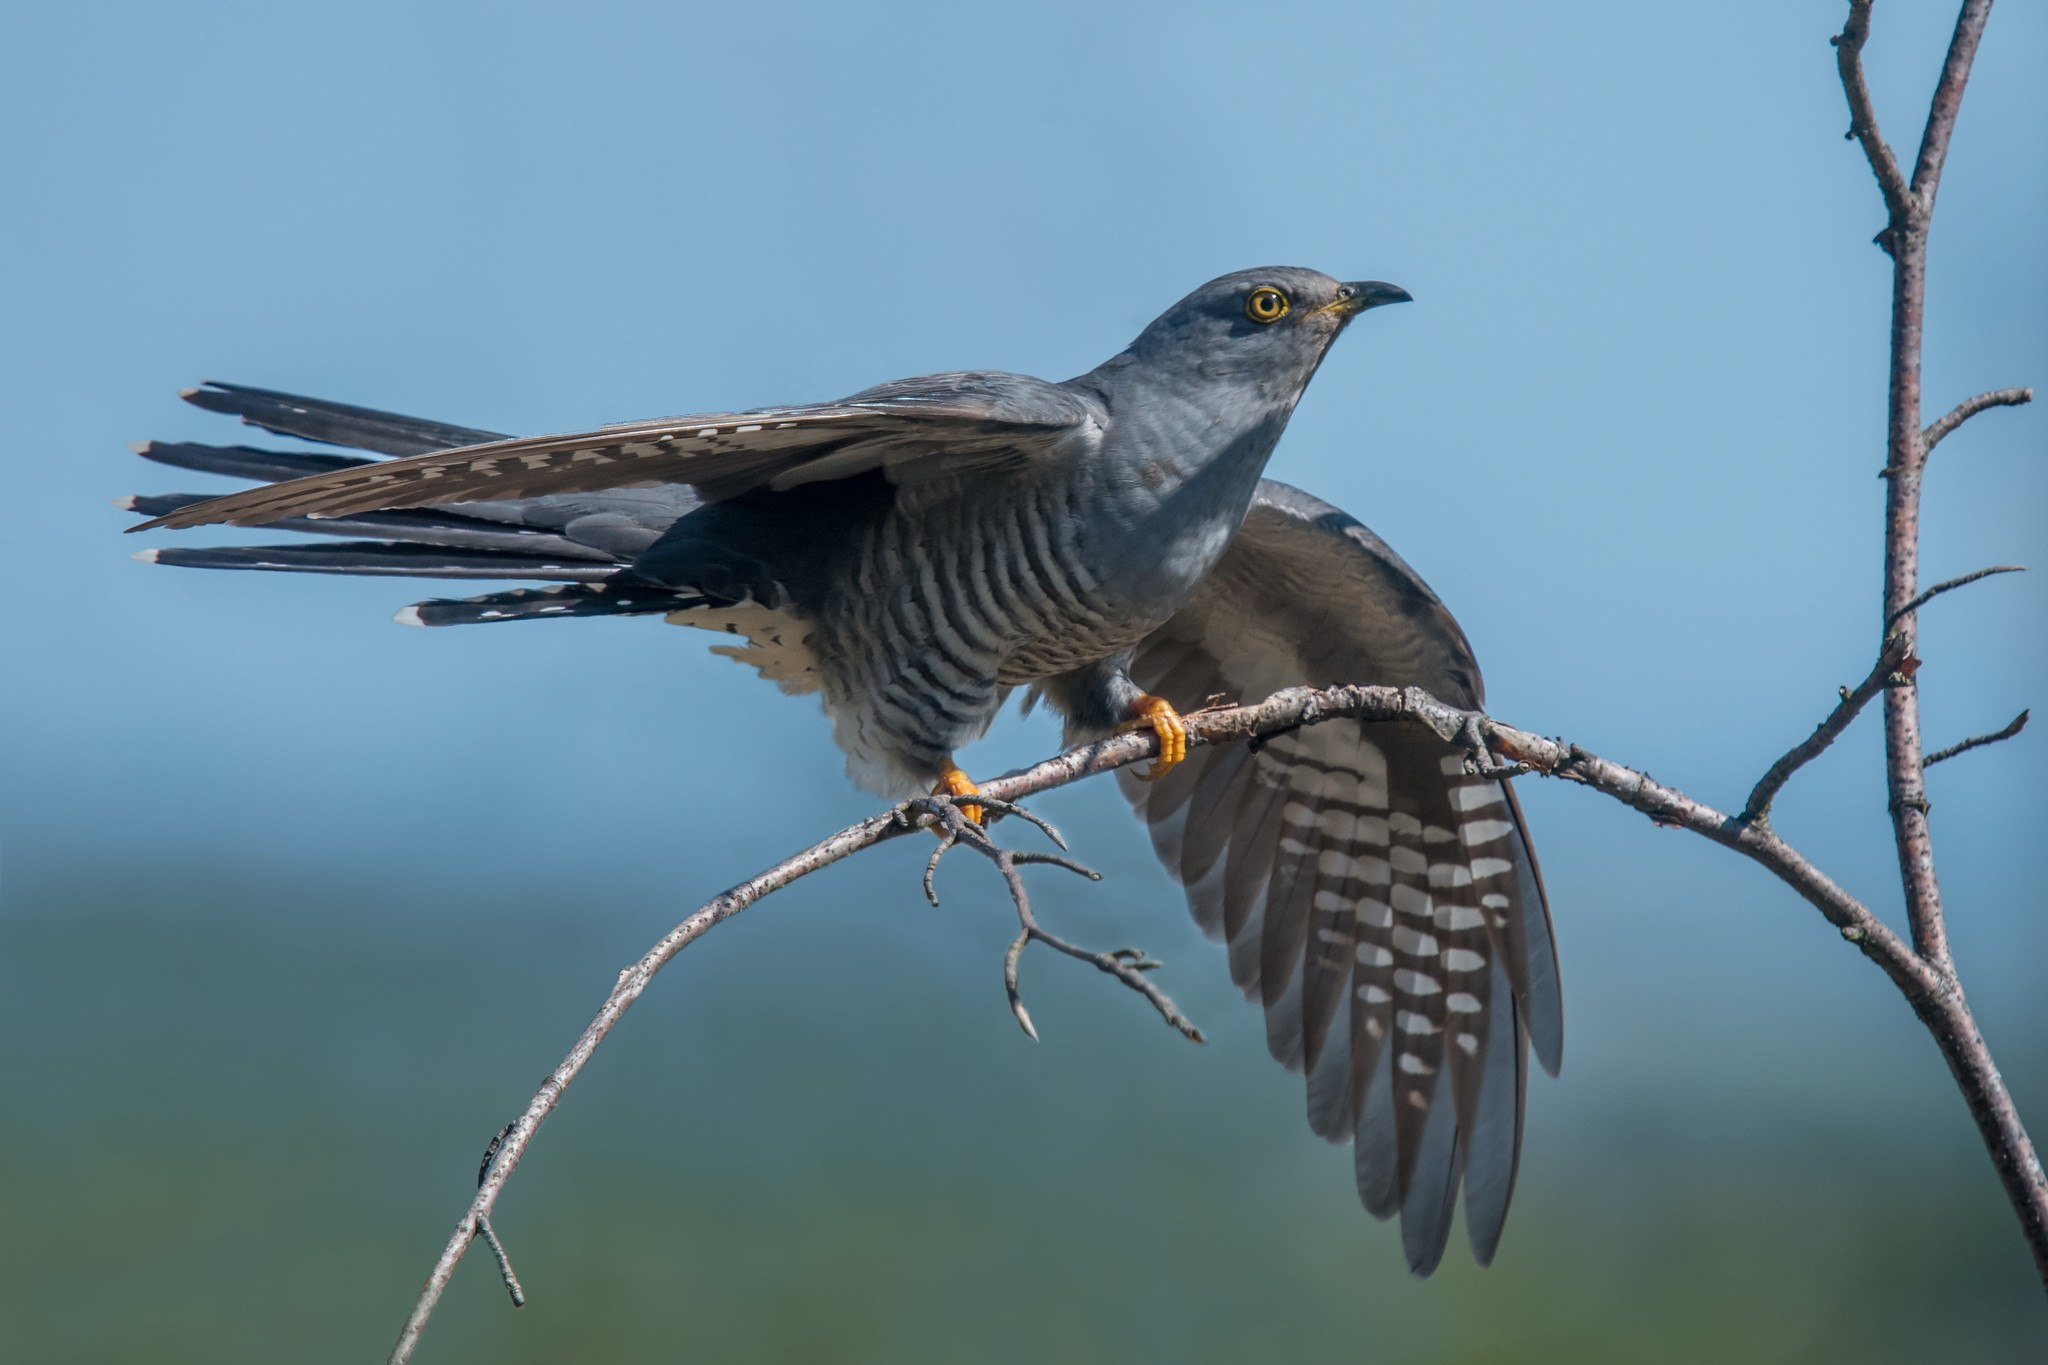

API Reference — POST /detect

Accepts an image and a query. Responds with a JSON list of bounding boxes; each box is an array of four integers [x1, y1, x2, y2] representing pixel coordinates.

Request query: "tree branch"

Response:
[[1833, 1, 1913, 232], [1740, 632, 1913, 826], [1824, 0, 2043, 1292], [389, 676, 2048, 1361], [1922, 386, 2033, 456], [1887, 563, 2027, 628], [1853, 0, 1999, 977], [1924, 709, 2029, 768], [1910, 0, 1997, 209], [914, 792, 1202, 1044]]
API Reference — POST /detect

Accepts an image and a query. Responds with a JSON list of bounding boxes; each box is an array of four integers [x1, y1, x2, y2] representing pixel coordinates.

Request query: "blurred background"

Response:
[[3, 2, 2045, 1360]]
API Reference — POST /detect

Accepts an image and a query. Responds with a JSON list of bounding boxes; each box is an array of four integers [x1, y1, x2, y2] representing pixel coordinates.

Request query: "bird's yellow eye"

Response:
[[1244, 286, 1290, 324]]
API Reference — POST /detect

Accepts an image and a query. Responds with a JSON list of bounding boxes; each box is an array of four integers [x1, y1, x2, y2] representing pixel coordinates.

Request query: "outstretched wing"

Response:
[[132, 372, 1105, 532], [1120, 479, 1562, 1274]]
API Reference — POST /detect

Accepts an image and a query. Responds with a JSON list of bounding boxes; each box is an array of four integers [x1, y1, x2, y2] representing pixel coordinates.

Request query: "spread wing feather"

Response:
[[133, 372, 1104, 532], [1121, 480, 1561, 1272]]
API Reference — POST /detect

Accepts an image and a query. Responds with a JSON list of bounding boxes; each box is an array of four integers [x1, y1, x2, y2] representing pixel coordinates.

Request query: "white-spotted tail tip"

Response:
[[127, 440, 152, 456], [393, 605, 426, 627], [112, 495, 138, 511], [129, 547, 160, 563]]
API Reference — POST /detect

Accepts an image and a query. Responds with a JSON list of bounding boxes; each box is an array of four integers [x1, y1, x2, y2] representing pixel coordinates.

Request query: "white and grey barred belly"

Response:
[[804, 475, 1178, 795]]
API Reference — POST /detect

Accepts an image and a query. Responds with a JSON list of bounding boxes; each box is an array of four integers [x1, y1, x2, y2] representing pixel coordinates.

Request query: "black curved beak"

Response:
[[1334, 280, 1413, 315]]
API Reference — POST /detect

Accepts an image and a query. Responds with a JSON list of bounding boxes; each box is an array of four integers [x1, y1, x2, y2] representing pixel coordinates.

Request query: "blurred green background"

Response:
[[6, 843, 2044, 1362], [3, 1, 2044, 1361]]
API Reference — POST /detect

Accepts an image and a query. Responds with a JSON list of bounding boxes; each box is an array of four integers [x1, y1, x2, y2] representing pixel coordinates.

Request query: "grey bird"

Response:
[[123, 267, 1562, 1273]]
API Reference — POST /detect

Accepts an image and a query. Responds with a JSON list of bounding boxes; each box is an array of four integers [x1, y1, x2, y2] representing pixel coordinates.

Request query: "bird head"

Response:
[[1117, 267, 1411, 396]]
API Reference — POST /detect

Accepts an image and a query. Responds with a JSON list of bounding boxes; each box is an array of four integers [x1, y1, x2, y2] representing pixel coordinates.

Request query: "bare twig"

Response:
[[1828, 0, 2045, 1288], [910, 791, 1190, 1042], [1844, 0, 2000, 979], [472, 1124, 524, 1307], [1925, 710, 2029, 768], [1741, 633, 1914, 826], [1922, 386, 2033, 455], [1003, 933, 1036, 1041], [1833, 0, 1912, 231], [473, 1217, 525, 1309], [1887, 564, 2027, 628], [1909, 0, 1997, 209]]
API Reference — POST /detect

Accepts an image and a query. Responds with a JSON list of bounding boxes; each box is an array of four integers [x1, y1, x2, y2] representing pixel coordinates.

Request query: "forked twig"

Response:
[[1833, 0, 1912, 230], [473, 1217, 525, 1309], [472, 1125, 525, 1307], [912, 792, 1197, 1045]]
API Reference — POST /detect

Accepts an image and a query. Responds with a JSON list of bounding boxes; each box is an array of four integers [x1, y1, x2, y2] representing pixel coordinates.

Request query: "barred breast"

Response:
[[809, 472, 1180, 796]]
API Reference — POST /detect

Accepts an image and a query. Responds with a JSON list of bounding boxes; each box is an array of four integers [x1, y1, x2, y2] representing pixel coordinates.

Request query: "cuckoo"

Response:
[[122, 267, 1562, 1273]]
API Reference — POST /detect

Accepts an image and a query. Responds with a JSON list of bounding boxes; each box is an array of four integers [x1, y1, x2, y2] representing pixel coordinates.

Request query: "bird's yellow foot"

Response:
[[934, 764, 984, 827], [1122, 693, 1188, 780]]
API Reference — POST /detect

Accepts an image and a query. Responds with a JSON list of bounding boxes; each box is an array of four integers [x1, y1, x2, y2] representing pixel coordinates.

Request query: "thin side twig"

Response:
[[1741, 632, 1913, 826], [473, 1217, 525, 1309], [1922, 386, 2033, 455], [912, 791, 1195, 1043], [1909, 0, 1997, 208], [1924, 710, 2029, 768], [472, 1124, 524, 1307], [1833, 0, 1912, 230], [1887, 564, 2027, 628]]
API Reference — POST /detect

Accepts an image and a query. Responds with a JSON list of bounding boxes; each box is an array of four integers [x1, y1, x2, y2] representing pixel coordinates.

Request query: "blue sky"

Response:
[[2, 3, 2044, 1350]]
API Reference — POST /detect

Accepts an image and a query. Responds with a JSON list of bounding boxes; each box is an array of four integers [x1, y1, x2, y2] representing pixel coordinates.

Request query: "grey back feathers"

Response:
[[121, 267, 1555, 1273]]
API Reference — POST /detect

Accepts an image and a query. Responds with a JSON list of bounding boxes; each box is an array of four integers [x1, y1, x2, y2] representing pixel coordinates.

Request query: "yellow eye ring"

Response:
[[1244, 286, 1290, 324]]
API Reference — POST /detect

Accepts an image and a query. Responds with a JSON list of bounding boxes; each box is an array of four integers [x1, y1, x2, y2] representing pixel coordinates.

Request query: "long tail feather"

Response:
[[396, 582, 698, 627], [132, 439, 374, 482], [126, 383, 714, 628], [180, 381, 505, 457], [135, 541, 619, 580], [121, 493, 617, 560]]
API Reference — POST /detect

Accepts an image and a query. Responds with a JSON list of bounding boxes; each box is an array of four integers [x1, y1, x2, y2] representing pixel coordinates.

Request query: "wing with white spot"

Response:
[[1120, 479, 1561, 1273], [131, 372, 1105, 532]]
